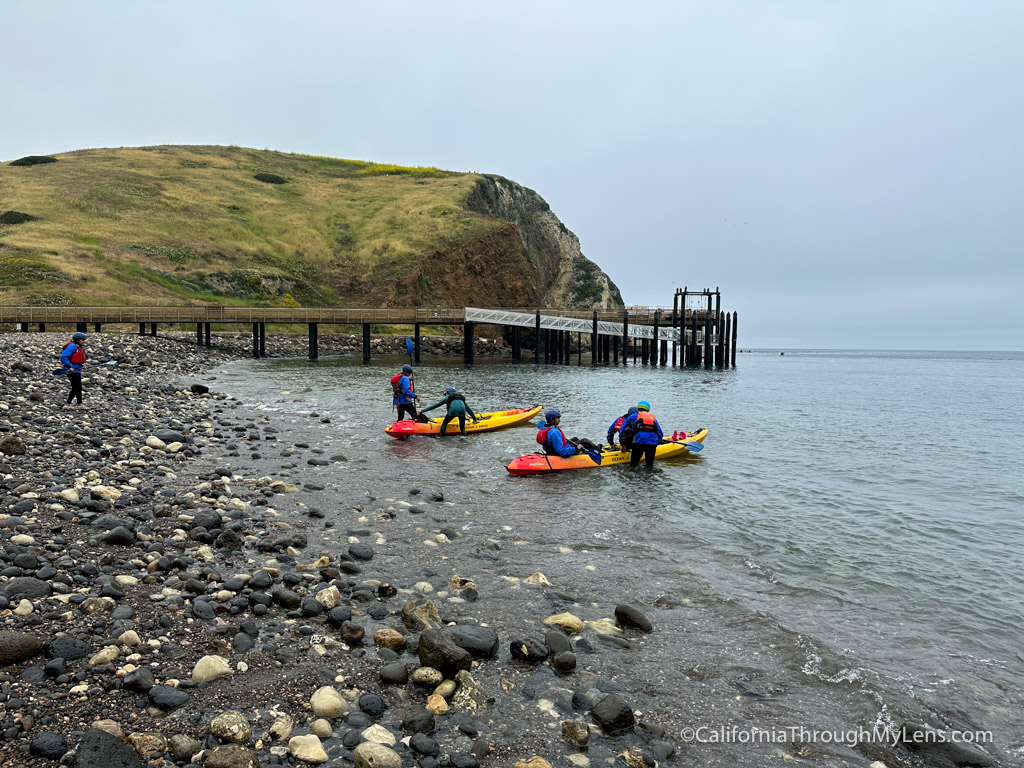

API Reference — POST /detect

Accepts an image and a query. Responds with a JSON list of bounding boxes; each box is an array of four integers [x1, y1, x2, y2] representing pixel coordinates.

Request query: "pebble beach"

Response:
[[0, 331, 1004, 768]]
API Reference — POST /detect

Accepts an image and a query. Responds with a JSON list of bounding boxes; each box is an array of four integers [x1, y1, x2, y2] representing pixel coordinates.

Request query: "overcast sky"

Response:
[[3, 1, 1022, 349]]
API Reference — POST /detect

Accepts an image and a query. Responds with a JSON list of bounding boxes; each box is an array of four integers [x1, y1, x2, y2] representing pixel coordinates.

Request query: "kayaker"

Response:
[[421, 386, 478, 436], [536, 409, 599, 457], [606, 406, 638, 450], [392, 364, 419, 421], [60, 332, 87, 408], [620, 400, 664, 468]]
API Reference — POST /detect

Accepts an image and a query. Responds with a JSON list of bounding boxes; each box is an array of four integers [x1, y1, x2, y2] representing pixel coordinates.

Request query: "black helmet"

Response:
[[402, 364, 413, 374], [72, 332, 87, 341]]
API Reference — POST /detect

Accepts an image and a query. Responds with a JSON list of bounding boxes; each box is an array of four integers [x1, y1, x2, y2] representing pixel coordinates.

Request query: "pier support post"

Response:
[[652, 310, 660, 366], [512, 326, 521, 362], [613, 336, 619, 364], [633, 336, 638, 364], [94, 323, 101, 334], [139, 323, 146, 336], [723, 313, 731, 368], [259, 323, 266, 357], [672, 292, 679, 366], [715, 289, 723, 367], [622, 310, 629, 366], [362, 323, 371, 362], [76, 322, 87, 334], [308, 323, 318, 360], [37, 322, 45, 333], [204, 322, 211, 347], [149, 323, 157, 337], [641, 338, 649, 365], [603, 334, 610, 365], [566, 331, 572, 365], [577, 332, 581, 365], [731, 312, 738, 367], [534, 310, 541, 364], [196, 323, 203, 346], [464, 321, 475, 364], [704, 293, 713, 369], [591, 311, 599, 366], [252, 323, 260, 359], [661, 340, 668, 366], [414, 323, 421, 363]]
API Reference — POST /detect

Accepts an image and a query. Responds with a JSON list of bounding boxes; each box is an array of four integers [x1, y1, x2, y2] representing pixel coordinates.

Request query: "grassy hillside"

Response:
[[0, 145, 523, 308]]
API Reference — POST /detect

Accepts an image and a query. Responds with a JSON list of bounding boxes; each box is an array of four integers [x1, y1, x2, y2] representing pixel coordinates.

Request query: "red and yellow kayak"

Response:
[[386, 405, 543, 438], [505, 429, 709, 475]]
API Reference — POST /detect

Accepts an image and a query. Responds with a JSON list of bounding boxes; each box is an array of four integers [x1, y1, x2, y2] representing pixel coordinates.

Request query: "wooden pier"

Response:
[[0, 297, 737, 368]]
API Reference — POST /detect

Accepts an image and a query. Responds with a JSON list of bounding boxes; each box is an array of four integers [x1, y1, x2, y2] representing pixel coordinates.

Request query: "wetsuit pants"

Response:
[[440, 411, 466, 435], [630, 444, 656, 468], [397, 403, 417, 421], [66, 373, 83, 405]]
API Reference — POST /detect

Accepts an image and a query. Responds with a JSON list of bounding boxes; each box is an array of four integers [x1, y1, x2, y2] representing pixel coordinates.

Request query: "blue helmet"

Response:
[[626, 406, 638, 415], [72, 332, 87, 341], [637, 400, 651, 411], [402, 364, 413, 374], [445, 386, 456, 394], [545, 409, 561, 422]]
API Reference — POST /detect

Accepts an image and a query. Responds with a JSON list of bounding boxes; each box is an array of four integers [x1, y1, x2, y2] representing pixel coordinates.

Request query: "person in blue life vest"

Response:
[[606, 406, 638, 450], [420, 386, 478, 436], [536, 409, 599, 457], [392, 364, 419, 421], [620, 400, 664, 468], [60, 332, 88, 408]]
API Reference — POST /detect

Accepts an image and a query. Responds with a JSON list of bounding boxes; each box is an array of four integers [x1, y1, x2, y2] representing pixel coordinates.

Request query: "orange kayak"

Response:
[[505, 429, 709, 474]]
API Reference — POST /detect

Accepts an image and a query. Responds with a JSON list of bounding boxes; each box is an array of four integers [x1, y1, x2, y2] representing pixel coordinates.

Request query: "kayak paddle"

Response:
[[51, 360, 118, 376], [406, 336, 414, 365]]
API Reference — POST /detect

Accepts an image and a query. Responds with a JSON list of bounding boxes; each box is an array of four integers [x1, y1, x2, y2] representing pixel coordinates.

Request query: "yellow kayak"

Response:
[[506, 429, 709, 474], [386, 405, 543, 438]]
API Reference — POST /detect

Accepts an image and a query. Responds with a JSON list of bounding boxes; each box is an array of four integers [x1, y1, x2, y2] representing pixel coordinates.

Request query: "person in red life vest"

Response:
[[391, 364, 419, 421], [536, 409, 599, 458], [60, 332, 88, 408], [619, 400, 664, 468], [606, 406, 638, 450]]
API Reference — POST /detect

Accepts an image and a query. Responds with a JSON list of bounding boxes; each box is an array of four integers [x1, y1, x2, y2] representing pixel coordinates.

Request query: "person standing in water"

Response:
[[620, 400, 664, 468], [420, 386, 478, 436], [392, 363, 419, 421], [60, 332, 87, 408]]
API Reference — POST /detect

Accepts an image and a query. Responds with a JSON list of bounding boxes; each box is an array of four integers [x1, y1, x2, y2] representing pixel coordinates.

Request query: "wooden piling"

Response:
[[613, 335, 619, 364], [362, 323, 371, 361], [204, 322, 211, 347], [138, 323, 146, 336], [534, 310, 541, 364], [621, 310, 629, 366], [715, 289, 723, 367], [731, 312, 738, 367], [252, 323, 260, 359], [604, 334, 611, 365], [464, 321, 475, 364], [37, 322, 45, 333], [723, 312, 731, 367], [149, 322, 157, 337], [259, 323, 266, 357], [512, 326, 521, 362], [652, 310, 660, 366], [689, 311, 698, 366], [308, 323, 318, 360], [196, 323, 203, 346], [414, 323, 421, 363], [672, 292, 679, 366], [94, 323, 101, 334], [591, 310, 599, 366]]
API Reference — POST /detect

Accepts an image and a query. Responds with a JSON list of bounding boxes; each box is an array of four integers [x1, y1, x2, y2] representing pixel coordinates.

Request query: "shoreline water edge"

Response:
[[0, 332, 1007, 768]]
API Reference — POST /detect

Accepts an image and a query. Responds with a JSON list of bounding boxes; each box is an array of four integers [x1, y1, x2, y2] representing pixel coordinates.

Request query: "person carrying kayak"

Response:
[[619, 400, 664, 468], [420, 386, 479, 436], [536, 409, 599, 457], [391, 364, 419, 421], [60, 331, 87, 408], [606, 406, 638, 450]]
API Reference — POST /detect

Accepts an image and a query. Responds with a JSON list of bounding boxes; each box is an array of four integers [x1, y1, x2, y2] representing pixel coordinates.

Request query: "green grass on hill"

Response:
[[0, 145, 501, 308]]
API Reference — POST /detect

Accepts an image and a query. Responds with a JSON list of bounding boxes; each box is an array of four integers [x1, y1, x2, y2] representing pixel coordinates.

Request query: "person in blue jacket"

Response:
[[620, 400, 664, 468], [536, 409, 599, 458], [60, 331, 88, 408], [394, 364, 419, 421], [606, 406, 638, 450]]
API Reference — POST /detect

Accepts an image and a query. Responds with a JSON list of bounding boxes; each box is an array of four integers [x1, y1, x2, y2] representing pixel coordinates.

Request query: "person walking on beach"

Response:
[[391, 364, 419, 421], [60, 332, 87, 408], [620, 400, 664, 468], [606, 406, 638, 450], [420, 386, 479, 436]]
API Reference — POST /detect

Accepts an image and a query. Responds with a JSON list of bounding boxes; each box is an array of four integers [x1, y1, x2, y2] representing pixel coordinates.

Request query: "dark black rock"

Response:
[[614, 603, 652, 633], [380, 662, 408, 685], [2, 576, 50, 599], [75, 728, 144, 768], [49, 635, 91, 660], [509, 636, 550, 663], [0, 630, 45, 665], [190, 384, 210, 395], [410, 732, 440, 756], [103, 526, 136, 546], [123, 667, 155, 692], [233, 632, 255, 653], [348, 543, 374, 561], [149, 684, 189, 708], [154, 429, 187, 443], [30, 732, 68, 759], [449, 625, 499, 659], [552, 651, 577, 673], [191, 600, 216, 620], [544, 630, 572, 656], [591, 694, 635, 736], [449, 754, 480, 768], [402, 709, 436, 735], [327, 605, 352, 626], [271, 586, 301, 609], [215, 530, 243, 550], [358, 693, 386, 718], [418, 629, 472, 677], [340, 620, 365, 646], [248, 570, 273, 590]]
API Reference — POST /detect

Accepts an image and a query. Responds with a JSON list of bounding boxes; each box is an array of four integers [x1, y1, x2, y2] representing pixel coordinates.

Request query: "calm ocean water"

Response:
[[214, 348, 1024, 759]]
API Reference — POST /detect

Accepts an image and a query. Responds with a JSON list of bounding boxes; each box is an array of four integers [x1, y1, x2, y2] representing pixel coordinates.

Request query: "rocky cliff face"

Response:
[[463, 175, 623, 310]]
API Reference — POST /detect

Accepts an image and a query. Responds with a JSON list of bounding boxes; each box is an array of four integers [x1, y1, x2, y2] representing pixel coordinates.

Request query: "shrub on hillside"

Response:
[[0, 211, 39, 225], [254, 172, 287, 184], [9, 155, 58, 166]]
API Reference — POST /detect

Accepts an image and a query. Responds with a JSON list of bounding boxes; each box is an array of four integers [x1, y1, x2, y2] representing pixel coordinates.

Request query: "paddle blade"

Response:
[[587, 449, 603, 465], [406, 336, 414, 363], [681, 441, 704, 453], [51, 368, 70, 376]]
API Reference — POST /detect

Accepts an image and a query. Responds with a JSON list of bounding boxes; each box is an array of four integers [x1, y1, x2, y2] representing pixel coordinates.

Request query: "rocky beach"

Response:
[[0, 331, 1003, 768]]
